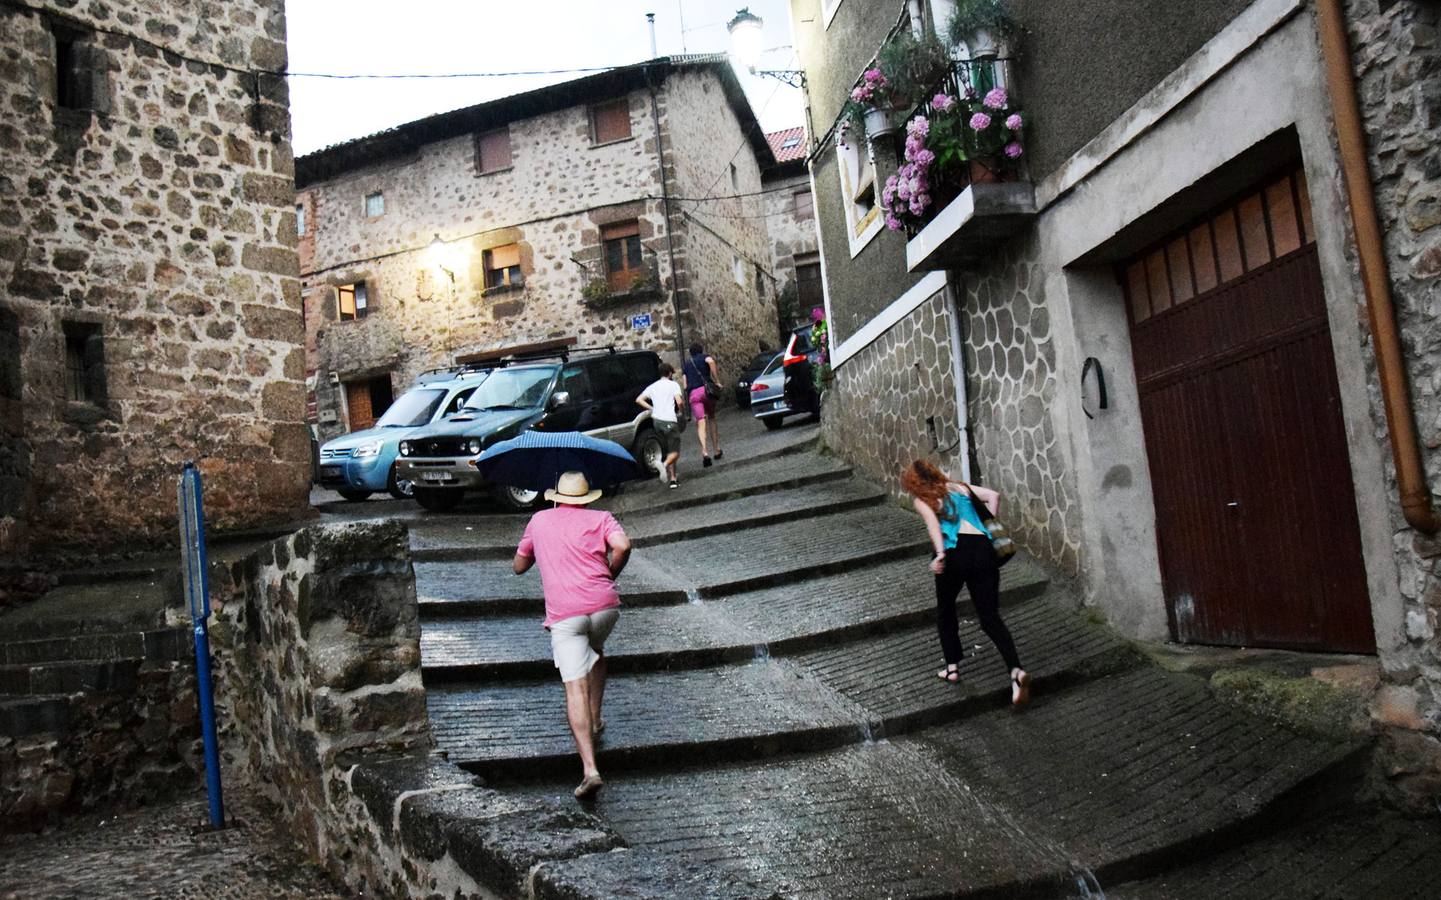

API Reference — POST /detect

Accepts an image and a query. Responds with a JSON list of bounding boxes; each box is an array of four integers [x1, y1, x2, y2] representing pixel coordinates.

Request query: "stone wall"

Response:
[[762, 166, 820, 336], [1344, 0, 1441, 807], [821, 289, 967, 496], [0, 0, 309, 561]]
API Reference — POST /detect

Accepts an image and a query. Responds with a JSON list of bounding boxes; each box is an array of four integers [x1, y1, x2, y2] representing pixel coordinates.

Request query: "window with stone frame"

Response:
[[49, 19, 104, 114], [795, 254, 823, 312], [0, 308, 20, 403], [793, 188, 815, 221], [483, 244, 523, 291], [590, 98, 631, 144], [337, 281, 369, 321], [61, 320, 105, 406], [296, 202, 306, 237], [363, 191, 385, 218], [754, 263, 767, 299], [476, 127, 512, 174], [601, 221, 644, 292]]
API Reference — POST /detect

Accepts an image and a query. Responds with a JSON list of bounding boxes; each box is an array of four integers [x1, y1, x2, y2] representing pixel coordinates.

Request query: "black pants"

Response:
[[935, 534, 1021, 672]]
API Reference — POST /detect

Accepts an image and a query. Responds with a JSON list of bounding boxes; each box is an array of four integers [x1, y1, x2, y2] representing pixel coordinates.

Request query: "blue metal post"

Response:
[[178, 461, 224, 829]]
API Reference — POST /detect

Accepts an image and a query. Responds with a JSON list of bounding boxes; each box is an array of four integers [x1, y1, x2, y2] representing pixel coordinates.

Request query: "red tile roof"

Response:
[[766, 126, 807, 163]]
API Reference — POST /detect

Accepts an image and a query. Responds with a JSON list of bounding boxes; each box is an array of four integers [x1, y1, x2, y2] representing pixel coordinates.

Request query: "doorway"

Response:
[[1121, 166, 1375, 653], [344, 374, 394, 432]]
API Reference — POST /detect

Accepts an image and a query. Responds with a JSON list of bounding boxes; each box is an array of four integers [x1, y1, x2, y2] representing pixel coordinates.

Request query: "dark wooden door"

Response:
[[1124, 168, 1374, 653]]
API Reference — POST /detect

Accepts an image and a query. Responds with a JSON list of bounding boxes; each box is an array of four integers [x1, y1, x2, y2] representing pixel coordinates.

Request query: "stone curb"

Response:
[[0, 626, 189, 666]]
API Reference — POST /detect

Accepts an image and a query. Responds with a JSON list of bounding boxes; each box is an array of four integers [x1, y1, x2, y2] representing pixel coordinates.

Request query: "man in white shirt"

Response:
[[636, 362, 685, 489]]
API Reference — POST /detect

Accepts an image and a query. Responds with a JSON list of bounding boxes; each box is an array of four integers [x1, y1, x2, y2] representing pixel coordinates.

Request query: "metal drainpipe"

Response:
[[646, 71, 686, 368], [1316, 0, 1439, 534], [944, 276, 973, 483]]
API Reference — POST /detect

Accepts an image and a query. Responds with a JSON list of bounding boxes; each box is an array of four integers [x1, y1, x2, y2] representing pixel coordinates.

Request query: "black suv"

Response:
[[396, 348, 665, 511]]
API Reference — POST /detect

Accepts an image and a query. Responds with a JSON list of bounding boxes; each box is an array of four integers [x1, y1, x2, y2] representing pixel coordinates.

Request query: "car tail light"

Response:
[[782, 335, 806, 367], [751, 382, 770, 392]]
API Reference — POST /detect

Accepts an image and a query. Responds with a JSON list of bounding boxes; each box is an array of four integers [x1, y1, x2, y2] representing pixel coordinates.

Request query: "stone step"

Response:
[[414, 552, 691, 615], [605, 451, 852, 518], [408, 477, 888, 562], [427, 596, 1133, 778], [498, 667, 1364, 900], [419, 556, 1050, 679], [0, 579, 177, 642], [0, 694, 73, 738], [0, 658, 143, 695], [0, 627, 189, 667]]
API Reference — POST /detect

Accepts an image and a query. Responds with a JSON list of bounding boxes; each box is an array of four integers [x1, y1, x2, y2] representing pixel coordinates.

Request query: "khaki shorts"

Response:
[[654, 419, 681, 455], [549, 608, 619, 682]]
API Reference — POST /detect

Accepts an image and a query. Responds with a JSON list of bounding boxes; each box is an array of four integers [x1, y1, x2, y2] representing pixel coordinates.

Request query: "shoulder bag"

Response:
[[960, 483, 1017, 566]]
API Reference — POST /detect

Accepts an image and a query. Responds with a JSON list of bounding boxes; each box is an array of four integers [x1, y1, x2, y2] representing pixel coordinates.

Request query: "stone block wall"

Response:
[[762, 167, 820, 335], [1344, 0, 1441, 807], [0, 0, 309, 562], [821, 289, 967, 498]]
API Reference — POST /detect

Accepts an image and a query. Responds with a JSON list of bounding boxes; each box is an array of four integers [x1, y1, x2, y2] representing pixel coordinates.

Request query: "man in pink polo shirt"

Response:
[[512, 470, 631, 799]]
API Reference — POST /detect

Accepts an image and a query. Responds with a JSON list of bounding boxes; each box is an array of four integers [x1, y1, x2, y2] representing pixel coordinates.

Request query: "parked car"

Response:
[[316, 366, 490, 502], [396, 348, 665, 512], [734, 350, 780, 408], [752, 325, 822, 430]]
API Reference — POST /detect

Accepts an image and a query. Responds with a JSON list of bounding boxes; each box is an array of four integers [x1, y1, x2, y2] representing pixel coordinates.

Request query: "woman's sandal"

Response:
[[574, 773, 604, 799], [1011, 669, 1031, 707], [936, 663, 960, 683]]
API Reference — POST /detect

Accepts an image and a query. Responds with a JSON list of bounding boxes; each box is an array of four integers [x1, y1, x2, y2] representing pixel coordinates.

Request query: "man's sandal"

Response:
[[936, 663, 960, 683], [1011, 670, 1031, 707]]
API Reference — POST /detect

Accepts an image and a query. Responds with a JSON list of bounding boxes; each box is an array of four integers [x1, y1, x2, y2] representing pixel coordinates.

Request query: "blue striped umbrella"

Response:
[[475, 430, 640, 491]]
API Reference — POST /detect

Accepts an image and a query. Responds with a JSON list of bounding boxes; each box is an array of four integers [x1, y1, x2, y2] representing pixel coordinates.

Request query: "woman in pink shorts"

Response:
[[681, 342, 723, 466]]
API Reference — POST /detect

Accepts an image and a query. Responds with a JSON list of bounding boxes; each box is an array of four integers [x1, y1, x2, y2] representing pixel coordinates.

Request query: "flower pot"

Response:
[[968, 158, 1002, 185], [864, 106, 898, 140], [963, 27, 999, 59]]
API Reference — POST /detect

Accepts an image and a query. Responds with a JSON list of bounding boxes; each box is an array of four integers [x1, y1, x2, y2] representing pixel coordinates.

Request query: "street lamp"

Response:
[[427, 233, 455, 283], [727, 8, 807, 89]]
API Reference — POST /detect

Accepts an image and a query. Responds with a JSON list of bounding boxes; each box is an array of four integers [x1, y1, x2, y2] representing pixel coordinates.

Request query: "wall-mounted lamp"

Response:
[[428, 233, 455, 283], [727, 8, 806, 88]]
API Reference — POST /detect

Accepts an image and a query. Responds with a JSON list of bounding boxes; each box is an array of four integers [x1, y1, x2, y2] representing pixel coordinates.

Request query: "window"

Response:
[[793, 189, 814, 221], [0, 308, 20, 402], [781, 134, 802, 150], [61, 321, 104, 405], [558, 364, 593, 404], [476, 127, 512, 174], [484, 244, 523, 291], [337, 281, 368, 321], [51, 22, 98, 112], [590, 98, 631, 144], [754, 263, 767, 299], [363, 192, 384, 218], [729, 163, 739, 191], [795, 258, 823, 312], [296, 203, 306, 237], [602, 220, 644, 291], [837, 138, 881, 254], [733, 255, 745, 286]]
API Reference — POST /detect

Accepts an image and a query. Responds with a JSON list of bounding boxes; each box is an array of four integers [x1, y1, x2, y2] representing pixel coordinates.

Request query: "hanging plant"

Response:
[[947, 0, 1020, 53], [876, 30, 954, 110]]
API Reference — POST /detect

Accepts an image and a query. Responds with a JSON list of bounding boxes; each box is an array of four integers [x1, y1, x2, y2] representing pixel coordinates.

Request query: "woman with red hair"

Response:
[[900, 459, 1030, 706]]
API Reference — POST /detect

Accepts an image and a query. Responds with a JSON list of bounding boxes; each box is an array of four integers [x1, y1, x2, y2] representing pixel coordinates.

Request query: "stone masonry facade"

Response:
[[761, 164, 820, 335], [0, 0, 309, 562], [1344, 0, 1441, 804], [300, 61, 775, 440]]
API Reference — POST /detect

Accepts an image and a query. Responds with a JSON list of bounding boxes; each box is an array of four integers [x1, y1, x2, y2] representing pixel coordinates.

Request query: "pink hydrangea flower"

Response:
[[851, 86, 869, 103], [906, 116, 930, 137], [983, 87, 1008, 110], [932, 93, 955, 112], [911, 148, 935, 167], [969, 112, 992, 131], [885, 214, 903, 231], [1004, 141, 1024, 159], [1005, 113, 1023, 130], [811, 307, 825, 322], [863, 68, 885, 84]]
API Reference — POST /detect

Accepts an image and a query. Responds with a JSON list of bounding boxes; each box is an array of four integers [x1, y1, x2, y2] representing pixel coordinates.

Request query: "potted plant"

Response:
[[947, 0, 1020, 59], [877, 30, 953, 110], [960, 86, 1025, 183], [848, 67, 901, 140]]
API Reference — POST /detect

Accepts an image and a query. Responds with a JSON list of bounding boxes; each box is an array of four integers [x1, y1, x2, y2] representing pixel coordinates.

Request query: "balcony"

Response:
[[890, 60, 1037, 272]]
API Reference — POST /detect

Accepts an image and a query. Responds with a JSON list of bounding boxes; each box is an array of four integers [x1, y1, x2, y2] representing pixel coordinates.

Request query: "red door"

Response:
[[1124, 167, 1374, 653]]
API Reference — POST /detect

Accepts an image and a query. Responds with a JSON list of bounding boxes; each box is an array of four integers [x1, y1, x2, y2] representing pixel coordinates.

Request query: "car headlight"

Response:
[[352, 441, 382, 458], [467, 439, 481, 455], [399, 441, 411, 457]]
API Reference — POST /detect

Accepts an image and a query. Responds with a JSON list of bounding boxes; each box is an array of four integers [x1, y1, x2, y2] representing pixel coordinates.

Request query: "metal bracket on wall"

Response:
[[1081, 356, 1108, 420]]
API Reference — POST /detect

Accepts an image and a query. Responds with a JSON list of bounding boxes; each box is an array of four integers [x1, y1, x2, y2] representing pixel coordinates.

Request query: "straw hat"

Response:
[[545, 471, 603, 505]]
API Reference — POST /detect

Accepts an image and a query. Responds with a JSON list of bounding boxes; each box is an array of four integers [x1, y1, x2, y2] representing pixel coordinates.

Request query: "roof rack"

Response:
[[494, 344, 622, 367], [414, 362, 495, 384]]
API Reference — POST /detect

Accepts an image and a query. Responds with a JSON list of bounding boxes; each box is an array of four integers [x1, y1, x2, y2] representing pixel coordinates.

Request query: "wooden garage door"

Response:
[[1123, 167, 1374, 653]]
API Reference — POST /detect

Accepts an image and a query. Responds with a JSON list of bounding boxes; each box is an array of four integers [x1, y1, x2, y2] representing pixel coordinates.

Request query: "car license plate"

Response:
[[421, 471, 451, 483], [321, 465, 341, 477]]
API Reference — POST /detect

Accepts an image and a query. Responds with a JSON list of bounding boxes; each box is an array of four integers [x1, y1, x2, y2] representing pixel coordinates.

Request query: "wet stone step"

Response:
[[607, 452, 851, 517], [907, 665, 1366, 885], [414, 552, 689, 613], [0, 658, 143, 695], [502, 739, 1082, 900], [409, 477, 888, 561], [418, 555, 1049, 677], [427, 658, 863, 778]]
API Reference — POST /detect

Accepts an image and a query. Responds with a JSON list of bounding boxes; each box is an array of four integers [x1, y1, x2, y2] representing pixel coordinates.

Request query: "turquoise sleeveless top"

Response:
[[939, 490, 991, 549]]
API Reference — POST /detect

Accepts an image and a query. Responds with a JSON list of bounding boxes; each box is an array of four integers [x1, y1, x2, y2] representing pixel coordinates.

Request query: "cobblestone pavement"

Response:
[[340, 410, 1441, 897], [0, 792, 345, 899]]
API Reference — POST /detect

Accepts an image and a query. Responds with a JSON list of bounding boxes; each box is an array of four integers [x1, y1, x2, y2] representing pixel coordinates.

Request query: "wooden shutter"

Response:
[[591, 99, 631, 143], [793, 189, 814, 220], [602, 221, 642, 291], [488, 244, 520, 269], [477, 128, 512, 173], [345, 380, 375, 430]]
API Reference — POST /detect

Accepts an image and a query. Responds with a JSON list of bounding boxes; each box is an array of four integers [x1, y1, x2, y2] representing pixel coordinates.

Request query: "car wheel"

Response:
[[632, 427, 665, 475], [762, 416, 784, 431], [337, 489, 373, 502], [413, 487, 463, 512], [493, 484, 540, 512], [387, 463, 415, 501]]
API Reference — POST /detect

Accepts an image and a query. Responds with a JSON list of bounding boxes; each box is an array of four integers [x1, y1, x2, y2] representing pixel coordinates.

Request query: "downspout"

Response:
[[646, 68, 687, 368], [943, 276, 972, 483], [1316, 0, 1440, 534]]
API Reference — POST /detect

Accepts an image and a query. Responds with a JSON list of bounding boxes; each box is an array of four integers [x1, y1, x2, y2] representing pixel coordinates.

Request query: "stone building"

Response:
[[792, 0, 1441, 804], [762, 126, 823, 334], [0, 0, 308, 562], [296, 56, 778, 439]]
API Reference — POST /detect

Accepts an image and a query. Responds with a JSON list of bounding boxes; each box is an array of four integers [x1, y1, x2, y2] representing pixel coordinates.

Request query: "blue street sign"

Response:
[[178, 462, 225, 830], [629, 313, 652, 330]]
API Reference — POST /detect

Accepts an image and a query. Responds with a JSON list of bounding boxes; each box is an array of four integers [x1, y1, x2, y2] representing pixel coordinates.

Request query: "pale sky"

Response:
[[284, 0, 806, 156]]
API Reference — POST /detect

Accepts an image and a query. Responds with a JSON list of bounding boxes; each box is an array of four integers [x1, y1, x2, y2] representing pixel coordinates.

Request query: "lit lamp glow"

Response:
[[727, 8, 765, 71], [427, 233, 456, 283]]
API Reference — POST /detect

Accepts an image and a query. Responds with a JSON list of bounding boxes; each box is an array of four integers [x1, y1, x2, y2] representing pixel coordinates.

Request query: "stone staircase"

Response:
[[403, 423, 1407, 898]]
